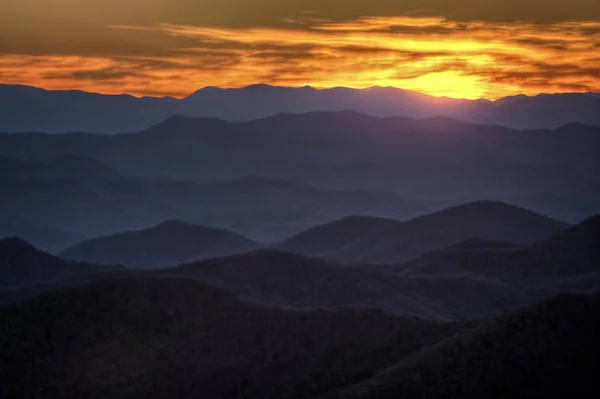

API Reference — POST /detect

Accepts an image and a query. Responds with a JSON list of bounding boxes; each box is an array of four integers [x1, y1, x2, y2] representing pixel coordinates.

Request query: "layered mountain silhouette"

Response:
[[1, 112, 599, 222], [0, 154, 431, 247], [280, 201, 568, 263], [2, 82, 599, 399], [1, 214, 598, 321], [0, 237, 118, 288], [1, 83, 600, 133], [57, 201, 568, 269], [60, 220, 260, 269], [0, 278, 597, 399], [159, 215, 595, 318]]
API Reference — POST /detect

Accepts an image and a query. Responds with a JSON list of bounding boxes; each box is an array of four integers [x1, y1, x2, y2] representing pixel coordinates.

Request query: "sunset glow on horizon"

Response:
[[1, 0, 599, 100]]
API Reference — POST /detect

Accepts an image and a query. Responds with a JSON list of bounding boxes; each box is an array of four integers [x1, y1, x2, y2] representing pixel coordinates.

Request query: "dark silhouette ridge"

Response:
[[0, 237, 119, 288]]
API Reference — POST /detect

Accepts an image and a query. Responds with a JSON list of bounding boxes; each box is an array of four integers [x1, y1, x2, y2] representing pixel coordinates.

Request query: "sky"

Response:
[[0, 0, 599, 99]]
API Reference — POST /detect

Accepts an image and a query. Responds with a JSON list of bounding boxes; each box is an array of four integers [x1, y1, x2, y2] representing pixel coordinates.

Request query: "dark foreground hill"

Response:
[[0, 279, 598, 399], [280, 201, 568, 263], [323, 292, 600, 399], [60, 220, 260, 269], [0, 238, 118, 288], [0, 248, 532, 320], [164, 250, 531, 320]]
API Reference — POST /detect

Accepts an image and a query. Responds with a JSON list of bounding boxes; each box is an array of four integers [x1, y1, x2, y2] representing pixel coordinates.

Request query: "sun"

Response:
[[396, 71, 488, 100]]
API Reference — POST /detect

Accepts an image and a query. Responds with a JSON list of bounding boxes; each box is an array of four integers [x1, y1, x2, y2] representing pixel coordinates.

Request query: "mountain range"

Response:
[[3, 212, 597, 322], [58, 201, 566, 267], [0, 153, 432, 250], [1, 83, 599, 133], [1, 81, 599, 397], [60, 220, 259, 269], [1, 111, 599, 224]]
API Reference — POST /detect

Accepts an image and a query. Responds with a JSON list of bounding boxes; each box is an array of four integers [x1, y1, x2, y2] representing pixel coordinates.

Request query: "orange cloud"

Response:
[[0, 16, 599, 99]]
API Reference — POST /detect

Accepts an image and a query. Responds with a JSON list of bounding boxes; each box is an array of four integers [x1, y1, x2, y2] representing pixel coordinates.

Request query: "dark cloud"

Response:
[[513, 38, 572, 51]]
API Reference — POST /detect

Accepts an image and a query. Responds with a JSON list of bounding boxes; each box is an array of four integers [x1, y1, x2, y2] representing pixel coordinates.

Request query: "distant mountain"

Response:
[[60, 220, 260, 269], [0, 153, 123, 183], [0, 279, 597, 398], [182, 175, 430, 241], [1, 111, 598, 221], [0, 213, 80, 253], [280, 201, 569, 263], [0, 154, 431, 245], [1, 84, 599, 133], [0, 237, 117, 288], [0, 83, 178, 133]]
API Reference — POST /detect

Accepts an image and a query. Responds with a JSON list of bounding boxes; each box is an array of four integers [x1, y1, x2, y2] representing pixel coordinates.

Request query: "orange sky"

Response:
[[0, 0, 599, 99]]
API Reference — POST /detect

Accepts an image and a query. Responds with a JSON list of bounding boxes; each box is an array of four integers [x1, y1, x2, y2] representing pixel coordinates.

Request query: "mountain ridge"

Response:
[[60, 220, 260, 269], [0, 237, 119, 288], [2, 83, 600, 133], [280, 200, 569, 263]]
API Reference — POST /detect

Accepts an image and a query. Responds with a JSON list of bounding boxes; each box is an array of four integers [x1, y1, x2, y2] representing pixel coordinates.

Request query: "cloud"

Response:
[[0, 14, 599, 99]]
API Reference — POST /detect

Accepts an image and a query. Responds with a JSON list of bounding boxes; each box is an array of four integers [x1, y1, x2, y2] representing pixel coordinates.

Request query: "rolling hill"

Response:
[[2, 214, 598, 321], [280, 201, 569, 263], [60, 220, 260, 269], [278, 215, 402, 256], [0, 237, 118, 288]]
